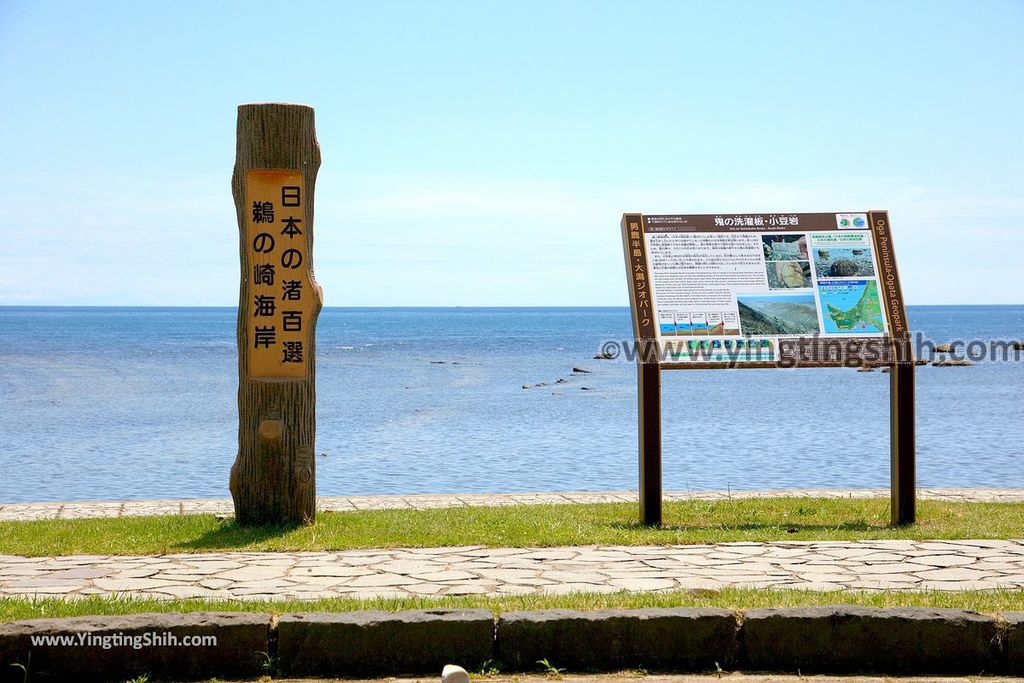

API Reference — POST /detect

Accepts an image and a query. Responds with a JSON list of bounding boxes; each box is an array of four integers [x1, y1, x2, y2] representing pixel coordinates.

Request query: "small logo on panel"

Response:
[[836, 213, 868, 230]]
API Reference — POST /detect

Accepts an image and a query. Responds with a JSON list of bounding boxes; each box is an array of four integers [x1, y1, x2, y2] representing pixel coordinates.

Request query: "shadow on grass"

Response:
[[173, 520, 305, 551], [607, 519, 882, 534]]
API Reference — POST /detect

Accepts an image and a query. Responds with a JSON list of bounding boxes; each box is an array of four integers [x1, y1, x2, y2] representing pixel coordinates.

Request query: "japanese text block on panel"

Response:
[[245, 170, 314, 379]]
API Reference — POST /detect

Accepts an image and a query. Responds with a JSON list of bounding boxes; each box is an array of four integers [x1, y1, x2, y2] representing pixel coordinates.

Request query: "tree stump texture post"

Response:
[[229, 103, 322, 525]]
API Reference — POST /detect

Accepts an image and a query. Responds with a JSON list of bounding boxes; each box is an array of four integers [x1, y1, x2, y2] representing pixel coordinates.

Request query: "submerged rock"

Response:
[[572, 367, 591, 373], [933, 358, 974, 366]]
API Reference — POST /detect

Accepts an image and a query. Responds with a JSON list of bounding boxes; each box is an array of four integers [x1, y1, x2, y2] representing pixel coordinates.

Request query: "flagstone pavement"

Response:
[[1, 489, 1022, 601], [3, 540, 1024, 601]]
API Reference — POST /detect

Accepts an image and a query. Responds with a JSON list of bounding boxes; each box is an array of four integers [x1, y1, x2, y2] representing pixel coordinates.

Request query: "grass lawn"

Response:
[[0, 498, 1022, 557], [3, 587, 1024, 623]]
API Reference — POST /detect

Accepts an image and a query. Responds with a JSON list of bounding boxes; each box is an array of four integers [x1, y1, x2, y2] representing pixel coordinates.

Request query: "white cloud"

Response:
[[1, 171, 1020, 305]]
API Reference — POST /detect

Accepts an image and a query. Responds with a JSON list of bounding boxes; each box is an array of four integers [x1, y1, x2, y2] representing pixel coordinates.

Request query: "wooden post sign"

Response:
[[622, 212, 915, 526], [229, 103, 323, 526]]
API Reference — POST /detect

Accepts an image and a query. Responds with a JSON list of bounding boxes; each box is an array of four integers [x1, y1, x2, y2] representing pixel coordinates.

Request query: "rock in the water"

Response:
[[580, 386, 591, 390], [554, 378, 568, 384], [572, 367, 591, 373], [829, 259, 860, 276], [934, 343, 954, 353], [857, 366, 874, 372], [521, 384, 531, 389], [442, 664, 470, 683], [852, 249, 864, 255], [1011, 340, 1023, 351], [818, 249, 830, 259], [933, 358, 974, 366], [593, 351, 614, 360]]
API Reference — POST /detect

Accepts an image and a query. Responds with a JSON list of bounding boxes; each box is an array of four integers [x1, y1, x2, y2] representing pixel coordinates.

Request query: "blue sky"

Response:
[[1, 1, 1021, 306]]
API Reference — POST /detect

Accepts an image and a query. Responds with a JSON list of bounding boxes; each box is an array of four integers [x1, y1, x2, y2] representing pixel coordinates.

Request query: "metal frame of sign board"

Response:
[[622, 211, 915, 527]]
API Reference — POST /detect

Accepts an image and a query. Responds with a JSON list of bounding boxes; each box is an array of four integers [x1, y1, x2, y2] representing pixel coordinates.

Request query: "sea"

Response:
[[0, 306, 1021, 504]]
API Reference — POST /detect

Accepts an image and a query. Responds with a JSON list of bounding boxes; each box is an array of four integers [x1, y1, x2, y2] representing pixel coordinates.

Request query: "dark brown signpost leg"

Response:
[[638, 358, 662, 526], [890, 336, 916, 525], [230, 104, 322, 526]]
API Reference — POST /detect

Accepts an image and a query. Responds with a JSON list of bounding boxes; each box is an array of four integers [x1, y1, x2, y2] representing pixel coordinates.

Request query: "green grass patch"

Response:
[[1, 498, 1022, 557], [3, 587, 1024, 624]]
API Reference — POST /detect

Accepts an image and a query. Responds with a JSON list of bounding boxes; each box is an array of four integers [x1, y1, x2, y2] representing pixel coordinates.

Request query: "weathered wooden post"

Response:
[[871, 210, 916, 525], [229, 103, 322, 525]]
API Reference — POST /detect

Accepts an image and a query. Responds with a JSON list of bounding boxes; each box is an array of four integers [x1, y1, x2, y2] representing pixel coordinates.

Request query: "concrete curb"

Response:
[[497, 608, 739, 671], [743, 605, 1002, 674], [0, 612, 269, 683], [0, 606, 1022, 680], [1006, 611, 1024, 675], [277, 609, 493, 677]]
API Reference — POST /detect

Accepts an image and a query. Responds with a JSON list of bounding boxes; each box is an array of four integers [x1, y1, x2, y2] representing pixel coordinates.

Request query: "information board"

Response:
[[623, 212, 908, 368]]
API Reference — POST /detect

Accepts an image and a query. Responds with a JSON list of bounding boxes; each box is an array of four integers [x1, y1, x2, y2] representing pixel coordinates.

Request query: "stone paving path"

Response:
[[2, 488, 1022, 521], [3, 540, 1024, 601], [3, 490, 1023, 601]]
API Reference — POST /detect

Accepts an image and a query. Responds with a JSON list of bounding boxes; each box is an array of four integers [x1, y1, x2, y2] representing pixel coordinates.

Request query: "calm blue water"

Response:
[[0, 306, 1021, 503]]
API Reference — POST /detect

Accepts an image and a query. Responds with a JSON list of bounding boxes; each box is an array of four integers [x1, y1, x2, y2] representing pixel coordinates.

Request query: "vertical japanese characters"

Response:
[[245, 170, 314, 378], [625, 217, 655, 340]]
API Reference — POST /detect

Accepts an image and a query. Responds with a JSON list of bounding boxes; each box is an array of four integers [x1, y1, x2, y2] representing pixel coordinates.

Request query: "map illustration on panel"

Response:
[[817, 279, 885, 333]]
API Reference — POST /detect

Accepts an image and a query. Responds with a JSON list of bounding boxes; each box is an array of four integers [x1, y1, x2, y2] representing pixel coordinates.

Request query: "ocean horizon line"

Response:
[[2, 303, 1022, 311]]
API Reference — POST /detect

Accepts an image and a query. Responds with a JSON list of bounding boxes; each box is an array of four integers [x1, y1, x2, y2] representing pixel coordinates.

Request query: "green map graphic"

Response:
[[818, 280, 885, 334]]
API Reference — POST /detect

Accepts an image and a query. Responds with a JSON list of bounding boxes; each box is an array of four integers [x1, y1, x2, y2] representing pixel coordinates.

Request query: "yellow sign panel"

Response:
[[245, 169, 315, 379]]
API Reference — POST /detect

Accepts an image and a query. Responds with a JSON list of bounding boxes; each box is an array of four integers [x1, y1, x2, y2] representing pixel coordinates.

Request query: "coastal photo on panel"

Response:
[[736, 292, 821, 335]]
